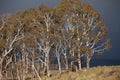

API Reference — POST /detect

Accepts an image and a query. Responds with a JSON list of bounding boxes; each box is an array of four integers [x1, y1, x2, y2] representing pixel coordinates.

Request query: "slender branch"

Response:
[[39, 58, 46, 66], [90, 41, 95, 49], [32, 65, 42, 80], [94, 48, 107, 52], [94, 43, 104, 50], [5, 55, 13, 69], [4, 23, 24, 57]]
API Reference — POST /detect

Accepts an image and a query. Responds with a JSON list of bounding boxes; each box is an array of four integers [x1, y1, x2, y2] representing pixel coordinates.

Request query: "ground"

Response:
[[32, 66, 120, 80]]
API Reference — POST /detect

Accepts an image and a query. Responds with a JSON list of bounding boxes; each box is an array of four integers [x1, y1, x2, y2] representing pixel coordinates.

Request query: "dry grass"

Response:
[[32, 66, 120, 80]]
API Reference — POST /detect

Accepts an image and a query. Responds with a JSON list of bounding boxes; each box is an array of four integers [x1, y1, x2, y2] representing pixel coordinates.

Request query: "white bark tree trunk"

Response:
[[46, 46, 51, 77], [77, 54, 82, 70], [57, 55, 62, 74], [0, 60, 3, 80], [86, 55, 90, 69], [78, 59, 81, 70], [44, 12, 52, 77], [64, 54, 69, 70]]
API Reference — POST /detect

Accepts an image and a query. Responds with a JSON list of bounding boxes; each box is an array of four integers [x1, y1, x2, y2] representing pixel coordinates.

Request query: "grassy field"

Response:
[[32, 66, 120, 80]]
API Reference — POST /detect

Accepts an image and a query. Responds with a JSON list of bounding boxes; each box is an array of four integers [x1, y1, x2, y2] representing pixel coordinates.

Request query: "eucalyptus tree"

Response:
[[68, 0, 111, 68], [0, 0, 111, 79], [52, 25, 64, 74], [54, 0, 73, 71], [29, 4, 58, 77], [0, 14, 24, 80], [17, 8, 42, 79], [54, 0, 84, 70], [54, 0, 111, 69], [78, 3, 111, 69]]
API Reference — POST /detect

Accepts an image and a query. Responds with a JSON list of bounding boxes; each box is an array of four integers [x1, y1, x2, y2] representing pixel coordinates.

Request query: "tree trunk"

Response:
[[38, 62, 41, 76], [46, 47, 51, 77], [86, 55, 90, 69], [57, 55, 62, 74], [41, 61, 44, 68], [86, 60, 90, 69], [70, 61, 75, 72], [0, 60, 3, 80], [22, 59, 26, 80], [11, 62, 15, 80], [78, 59, 81, 70], [0, 68, 2, 80], [78, 54, 81, 70], [64, 54, 68, 70], [31, 50, 36, 78]]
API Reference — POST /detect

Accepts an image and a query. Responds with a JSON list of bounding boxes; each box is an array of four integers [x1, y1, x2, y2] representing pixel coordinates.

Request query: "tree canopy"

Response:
[[0, 0, 110, 79]]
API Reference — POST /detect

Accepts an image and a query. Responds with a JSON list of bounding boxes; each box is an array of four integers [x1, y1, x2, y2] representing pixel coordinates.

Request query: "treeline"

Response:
[[0, 0, 110, 80]]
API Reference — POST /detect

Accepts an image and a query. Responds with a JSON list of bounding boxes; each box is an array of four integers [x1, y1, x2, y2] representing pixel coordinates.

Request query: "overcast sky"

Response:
[[0, 0, 120, 61]]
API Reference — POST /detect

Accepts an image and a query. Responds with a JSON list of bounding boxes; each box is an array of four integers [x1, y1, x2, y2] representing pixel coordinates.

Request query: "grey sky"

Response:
[[0, 0, 120, 60], [0, 0, 60, 14]]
